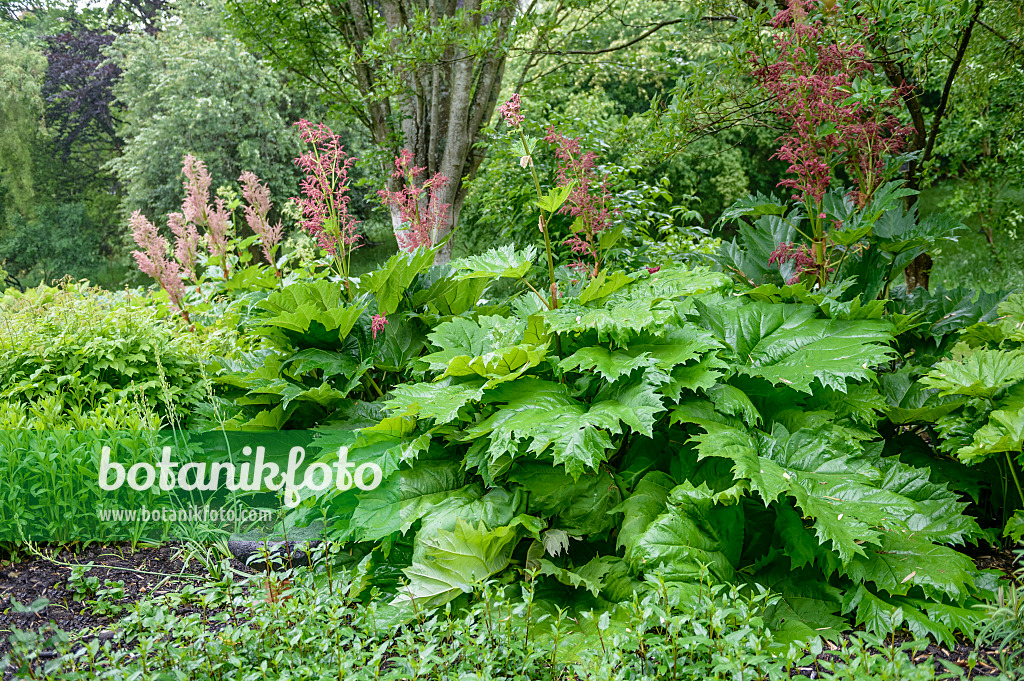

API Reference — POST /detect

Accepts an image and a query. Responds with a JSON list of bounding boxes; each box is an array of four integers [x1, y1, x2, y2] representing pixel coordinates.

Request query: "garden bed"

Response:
[[0, 543, 252, 663], [1, 544, 1018, 679]]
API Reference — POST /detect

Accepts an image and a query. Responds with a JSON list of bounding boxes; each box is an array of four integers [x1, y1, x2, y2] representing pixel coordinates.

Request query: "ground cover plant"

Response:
[[0, 545, 1003, 680]]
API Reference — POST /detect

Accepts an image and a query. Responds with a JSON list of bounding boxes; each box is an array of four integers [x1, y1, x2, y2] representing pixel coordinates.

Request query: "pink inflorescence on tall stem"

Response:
[[130, 211, 188, 317], [751, 0, 913, 207], [293, 119, 360, 257], [181, 154, 234, 277], [498, 93, 525, 128], [240, 171, 283, 268], [167, 212, 200, 282], [769, 241, 825, 284], [378, 149, 451, 251], [205, 198, 233, 273], [182, 155, 212, 228], [544, 128, 613, 270]]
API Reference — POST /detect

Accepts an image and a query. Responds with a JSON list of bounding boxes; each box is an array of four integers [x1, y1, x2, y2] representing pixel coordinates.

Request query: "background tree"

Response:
[[225, 0, 718, 263], [0, 40, 46, 214], [107, 0, 306, 228], [629, 0, 1020, 290]]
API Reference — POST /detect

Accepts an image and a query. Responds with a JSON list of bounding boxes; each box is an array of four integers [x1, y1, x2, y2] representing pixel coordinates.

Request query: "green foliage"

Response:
[[0, 202, 106, 285], [260, 248, 999, 648], [714, 186, 962, 299], [884, 290, 1024, 540], [0, 39, 46, 214], [204, 244, 521, 430], [0, 282, 217, 421], [107, 0, 304, 224], [2, 558, 983, 680]]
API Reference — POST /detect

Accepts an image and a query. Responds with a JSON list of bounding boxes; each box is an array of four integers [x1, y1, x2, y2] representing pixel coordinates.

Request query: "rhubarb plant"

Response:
[[277, 245, 998, 648]]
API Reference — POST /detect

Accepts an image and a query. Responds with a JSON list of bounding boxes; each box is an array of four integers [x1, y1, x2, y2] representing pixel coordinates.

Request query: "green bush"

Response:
[[0, 282, 222, 423]]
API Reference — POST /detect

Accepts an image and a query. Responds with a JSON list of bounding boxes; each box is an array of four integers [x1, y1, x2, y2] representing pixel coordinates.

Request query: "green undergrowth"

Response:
[[0, 282, 226, 422], [0, 558, 992, 681]]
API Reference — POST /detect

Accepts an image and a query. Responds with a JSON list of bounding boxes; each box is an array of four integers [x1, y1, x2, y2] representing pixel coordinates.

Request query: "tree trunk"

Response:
[[903, 253, 932, 292], [369, 0, 512, 265], [869, 0, 983, 292]]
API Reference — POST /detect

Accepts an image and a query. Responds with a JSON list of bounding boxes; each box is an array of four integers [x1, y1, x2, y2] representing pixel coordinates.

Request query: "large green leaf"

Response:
[[374, 318, 426, 372], [385, 380, 486, 425], [845, 532, 979, 604], [688, 296, 895, 393], [410, 274, 490, 317], [542, 267, 727, 344], [396, 461, 473, 533], [451, 244, 536, 280], [717, 191, 788, 223], [613, 471, 674, 552], [621, 326, 722, 370], [254, 281, 365, 349], [422, 315, 548, 385], [751, 560, 845, 645], [537, 556, 617, 596], [391, 519, 520, 608], [715, 212, 799, 287], [694, 423, 979, 569], [956, 383, 1024, 464], [558, 347, 655, 382], [509, 462, 621, 537], [921, 348, 1024, 399], [873, 205, 962, 254], [578, 270, 633, 304], [465, 379, 622, 479], [590, 375, 666, 437], [626, 482, 742, 583], [357, 246, 438, 315], [879, 368, 965, 424], [893, 286, 1012, 343]]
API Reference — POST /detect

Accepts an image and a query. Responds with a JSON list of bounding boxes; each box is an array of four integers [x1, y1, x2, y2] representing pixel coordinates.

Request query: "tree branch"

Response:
[[530, 16, 736, 57], [922, 0, 984, 166]]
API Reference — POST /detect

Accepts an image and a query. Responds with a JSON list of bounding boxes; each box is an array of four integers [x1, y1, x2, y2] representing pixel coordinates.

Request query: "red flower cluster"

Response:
[[294, 119, 360, 256], [378, 149, 451, 251], [544, 128, 613, 269], [498, 93, 525, 128], [371, 314, 388, 339], [752, 0, 913, 207], [769, 241, 828, 284]]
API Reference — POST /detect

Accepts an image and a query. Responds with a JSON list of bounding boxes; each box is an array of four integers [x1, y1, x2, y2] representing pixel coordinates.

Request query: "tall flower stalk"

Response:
[[378, 150, 451, 251], [240, 171, 283, 276], [752, 0, 912, 288], [544, 128, 613, 277], [499, 93, 559, 309], [130, 211, 190, 321], [182, 155, 234, 280], [293, 119, 360, 294]]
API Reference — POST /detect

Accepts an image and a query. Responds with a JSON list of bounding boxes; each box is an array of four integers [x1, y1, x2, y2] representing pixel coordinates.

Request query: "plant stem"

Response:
[[518, 128, 558, 310], [1006, 451, 1024, 510]]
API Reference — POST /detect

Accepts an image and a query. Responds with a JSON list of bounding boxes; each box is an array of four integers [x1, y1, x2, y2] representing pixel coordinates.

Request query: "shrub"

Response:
[[0, 282, 219, 423]]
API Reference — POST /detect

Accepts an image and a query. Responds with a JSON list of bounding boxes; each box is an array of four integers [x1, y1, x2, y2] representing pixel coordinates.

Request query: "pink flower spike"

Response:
[[129, 210, 188, 315], [378, 150, 451, 251], [292, 119, 361, 258], [239, 171, 282, 266], [181, 155, 212, 228], [499, 93, 525, 128], [371, 314, 389, 339]]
